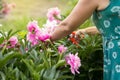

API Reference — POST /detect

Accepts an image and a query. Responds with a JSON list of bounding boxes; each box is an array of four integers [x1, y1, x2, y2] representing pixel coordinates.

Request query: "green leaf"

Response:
[[20, 71, 28, 80], [0, 52, 22, 69], [36, 64, 45, 72], [22, 59, 40, 80], [22, 59, 34, 74], [10, 30, 21, 37], [0, 31, 6, 38], [0, 71, 6, 80], [0, 37, 4, 44], [58, 75, 73, 80], [55, 60, 66, 68], [89, 68, 103, 73], [7, 29, 13, 39], [43, 66, 59, 80]]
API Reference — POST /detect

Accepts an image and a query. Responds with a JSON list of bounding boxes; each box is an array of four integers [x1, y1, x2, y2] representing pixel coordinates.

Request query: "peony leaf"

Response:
[[0, 52, 22, 69]]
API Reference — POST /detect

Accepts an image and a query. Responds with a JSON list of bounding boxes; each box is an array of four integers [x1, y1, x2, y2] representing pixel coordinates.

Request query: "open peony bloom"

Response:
[[8, 36, 18, 48], [47, 7, 61, 23], [58, 45, 67, 54], [27, 20, 52, 45], [65, 53, 81, 75], [27, 20, 40, 33]]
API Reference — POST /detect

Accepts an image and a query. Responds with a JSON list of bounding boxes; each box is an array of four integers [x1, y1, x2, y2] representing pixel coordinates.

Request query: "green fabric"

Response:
[[92, 0, 120, 80]]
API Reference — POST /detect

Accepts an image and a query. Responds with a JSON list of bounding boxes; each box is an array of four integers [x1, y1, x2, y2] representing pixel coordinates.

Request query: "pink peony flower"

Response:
[[65, 53, 81, 75], [8, 36, 18, 48], [47, 7, 61, 22], [27, 32, 38, 46], [58, 45, 67, 54], [27, 20, 40, 33], [38, 33, 50, 42], [26, 20, 55, 45]]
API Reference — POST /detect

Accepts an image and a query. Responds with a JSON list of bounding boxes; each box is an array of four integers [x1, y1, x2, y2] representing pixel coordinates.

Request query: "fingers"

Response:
[[76, 29, 86, 38]]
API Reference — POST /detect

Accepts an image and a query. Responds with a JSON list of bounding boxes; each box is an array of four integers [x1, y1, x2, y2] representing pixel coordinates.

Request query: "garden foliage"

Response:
[[0, 30, 103, 80]]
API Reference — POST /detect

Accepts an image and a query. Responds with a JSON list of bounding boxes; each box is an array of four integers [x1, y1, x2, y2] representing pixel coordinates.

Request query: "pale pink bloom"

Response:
[[47, 7, 61, 22], [27, 20, 40, 33], [8, 36, 18, 48], [43, 20, 58, 35], [58, 45, 67, 54], [65, 53, 81, 75]]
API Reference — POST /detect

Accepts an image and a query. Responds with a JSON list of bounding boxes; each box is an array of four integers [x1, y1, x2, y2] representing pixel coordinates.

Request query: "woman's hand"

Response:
[[69, 29, 86, 44], [69, 26, 99, 44], [75, 29, 86, 40]]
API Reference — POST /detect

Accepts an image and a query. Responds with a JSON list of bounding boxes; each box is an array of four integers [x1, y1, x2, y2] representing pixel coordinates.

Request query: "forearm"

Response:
[[50, 22, 73, 41], [50, 0, 98, 41]]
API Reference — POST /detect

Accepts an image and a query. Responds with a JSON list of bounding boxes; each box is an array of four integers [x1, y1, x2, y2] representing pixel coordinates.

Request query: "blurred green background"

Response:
[[0, 0, 69, 31], [0, 0, 93, 31]]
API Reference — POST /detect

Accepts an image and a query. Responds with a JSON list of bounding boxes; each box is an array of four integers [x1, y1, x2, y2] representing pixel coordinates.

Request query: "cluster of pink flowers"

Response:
[[65, 53, 81, 75], [26, 7, 81, 75], [27, 20, 50, 46], [27, 7, 61, 45], [0, 1, 15, 15], [0, 36, 18, 48]]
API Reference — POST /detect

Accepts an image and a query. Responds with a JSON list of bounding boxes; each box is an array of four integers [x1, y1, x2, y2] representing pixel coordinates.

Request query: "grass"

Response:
[[0, 17, 47, 31]]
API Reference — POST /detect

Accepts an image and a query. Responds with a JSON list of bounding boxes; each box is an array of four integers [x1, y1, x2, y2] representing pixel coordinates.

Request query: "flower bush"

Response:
[[0, 7, 103, 80]]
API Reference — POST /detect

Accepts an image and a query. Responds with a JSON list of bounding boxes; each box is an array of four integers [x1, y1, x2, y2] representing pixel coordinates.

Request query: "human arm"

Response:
[[76, 26, 100, 35], [50, 0, 98, 41]]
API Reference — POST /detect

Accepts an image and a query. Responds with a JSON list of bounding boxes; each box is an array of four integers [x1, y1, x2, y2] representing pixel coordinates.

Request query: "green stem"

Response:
[[1, 45, 6, 54]]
